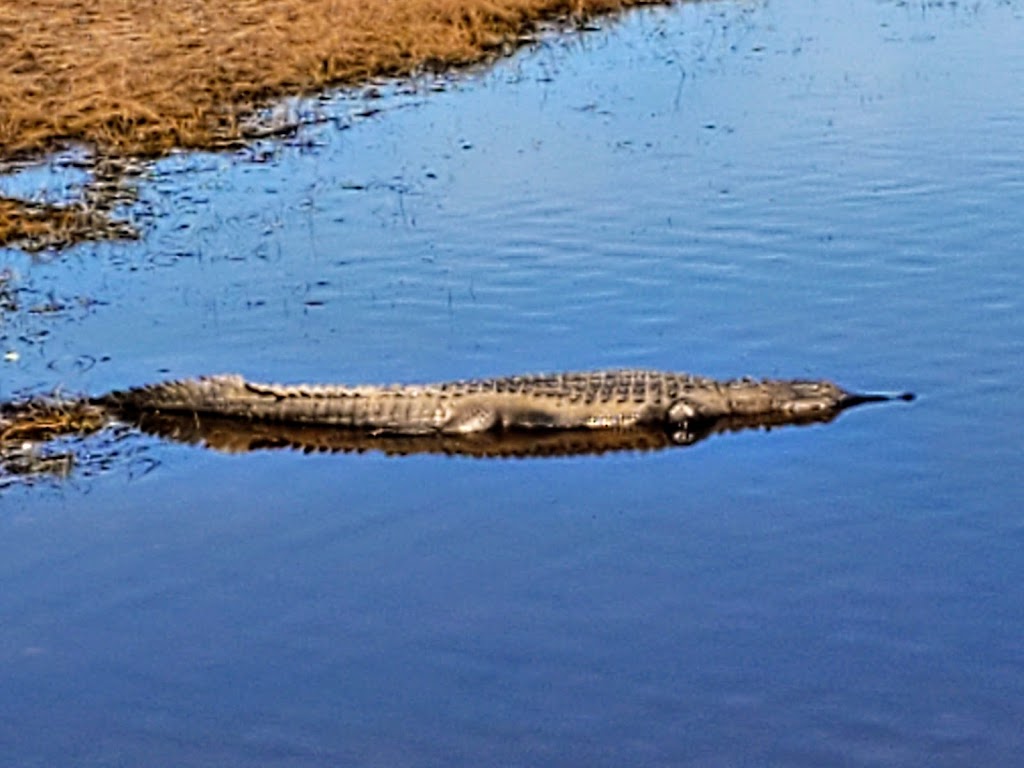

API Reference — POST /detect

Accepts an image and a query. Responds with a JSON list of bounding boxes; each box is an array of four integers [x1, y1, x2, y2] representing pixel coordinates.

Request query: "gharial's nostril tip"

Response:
[[840, 390, 916, 409]]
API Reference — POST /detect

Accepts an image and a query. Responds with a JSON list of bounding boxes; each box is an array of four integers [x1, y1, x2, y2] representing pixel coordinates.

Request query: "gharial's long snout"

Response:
[[772, 380, 915, 418], [839, 390, 916, 410]]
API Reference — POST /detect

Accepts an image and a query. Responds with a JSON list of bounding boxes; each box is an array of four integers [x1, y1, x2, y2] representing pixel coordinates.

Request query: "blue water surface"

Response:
[[1, 0, 1022, 765]]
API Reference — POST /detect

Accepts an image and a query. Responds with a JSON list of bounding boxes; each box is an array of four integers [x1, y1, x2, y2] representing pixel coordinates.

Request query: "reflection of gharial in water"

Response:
[[1, 371, 913, 474]]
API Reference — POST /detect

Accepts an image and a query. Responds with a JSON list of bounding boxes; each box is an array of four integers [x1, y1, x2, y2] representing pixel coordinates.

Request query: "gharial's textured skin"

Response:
[[96, 370, 896, 435]]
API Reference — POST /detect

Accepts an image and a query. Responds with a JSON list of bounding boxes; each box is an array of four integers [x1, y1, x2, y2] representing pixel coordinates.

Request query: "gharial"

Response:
[[90, 369, 913, 440]]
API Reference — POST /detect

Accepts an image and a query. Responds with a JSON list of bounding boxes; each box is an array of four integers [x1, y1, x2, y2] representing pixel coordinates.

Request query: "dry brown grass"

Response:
[[0, 0, 661, 163]]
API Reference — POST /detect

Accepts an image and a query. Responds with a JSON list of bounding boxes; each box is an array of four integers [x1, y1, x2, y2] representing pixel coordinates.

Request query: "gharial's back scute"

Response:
[[438, 370, 710, 403]]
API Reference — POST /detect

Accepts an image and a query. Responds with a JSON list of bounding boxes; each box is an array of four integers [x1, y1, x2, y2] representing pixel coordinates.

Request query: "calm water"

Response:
[[2, 0, 1023, 764]]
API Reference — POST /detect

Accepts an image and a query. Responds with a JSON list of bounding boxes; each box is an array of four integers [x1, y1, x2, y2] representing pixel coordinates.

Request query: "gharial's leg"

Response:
[[440, 404, 500, 434], [666, 397, 720, 425]]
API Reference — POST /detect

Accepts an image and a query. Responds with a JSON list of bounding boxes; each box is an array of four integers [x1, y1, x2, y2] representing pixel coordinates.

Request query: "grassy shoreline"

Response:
[[0, 0, 669, 250], [0, 0, 666, 164]]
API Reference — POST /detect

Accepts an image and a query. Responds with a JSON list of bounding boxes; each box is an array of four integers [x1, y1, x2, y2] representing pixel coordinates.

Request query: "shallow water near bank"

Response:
[[2, 0, 1024, 764]]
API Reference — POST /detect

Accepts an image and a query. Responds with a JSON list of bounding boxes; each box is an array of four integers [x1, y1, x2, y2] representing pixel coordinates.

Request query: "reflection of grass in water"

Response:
[[0, 398, 98, 488], [0, 397, 158, 490], [0, 425, 156, 491], [0, 154, 144, 249], [0, 0, 665, 249], [0, 398, 107, 442], [0, 196, 137, 251]]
